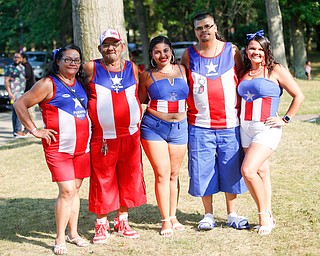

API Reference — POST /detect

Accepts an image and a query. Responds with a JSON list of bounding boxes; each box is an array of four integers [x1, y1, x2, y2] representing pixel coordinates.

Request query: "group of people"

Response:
[[12, 11, 304, 255]]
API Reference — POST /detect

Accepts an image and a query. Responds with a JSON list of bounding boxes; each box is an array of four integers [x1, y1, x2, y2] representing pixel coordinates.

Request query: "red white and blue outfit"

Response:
[[87, 59, 146, 214], [238, 71, 283, 150], [141, 65, 189, 144], [186, 43, 247, 196], [39, 75, 91, 182]]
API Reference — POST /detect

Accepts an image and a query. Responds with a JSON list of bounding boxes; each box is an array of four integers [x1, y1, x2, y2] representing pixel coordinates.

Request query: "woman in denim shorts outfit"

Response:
[[139, 36, 189, 237]]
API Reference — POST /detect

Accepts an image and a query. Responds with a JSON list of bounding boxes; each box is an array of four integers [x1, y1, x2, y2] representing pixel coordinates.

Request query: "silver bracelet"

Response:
[[30, 127, 37, 133]]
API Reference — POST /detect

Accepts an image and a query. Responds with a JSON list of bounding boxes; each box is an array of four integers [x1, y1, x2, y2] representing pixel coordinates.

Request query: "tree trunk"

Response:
[[291, 21, 306, 79], [72, 0, 128, 61], [265, 0, 288, 68], [133, 0, 149, 67]]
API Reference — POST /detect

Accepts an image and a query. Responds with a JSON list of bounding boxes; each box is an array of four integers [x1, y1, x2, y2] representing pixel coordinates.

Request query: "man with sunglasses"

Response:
[[84, 29, 146, 243], [181, 12, 249, 231]]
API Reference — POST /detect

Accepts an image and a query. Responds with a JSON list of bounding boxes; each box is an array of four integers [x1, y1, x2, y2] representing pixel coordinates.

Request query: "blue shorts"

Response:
[[188, 125, 247, 196], [140, 111, 188, 145]]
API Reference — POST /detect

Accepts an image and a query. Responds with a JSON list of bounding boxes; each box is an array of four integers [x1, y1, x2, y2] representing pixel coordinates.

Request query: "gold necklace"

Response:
[[102, 59, 123, 93], [249, 66, 263, 77], [157, 64, 175, 74]]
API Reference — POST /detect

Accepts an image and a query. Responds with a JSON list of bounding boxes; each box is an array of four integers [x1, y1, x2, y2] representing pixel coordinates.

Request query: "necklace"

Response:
[[157, 64, 175, 75], [102, 59, 123, 93], [58, 72, 74, 84], [249, 67, 263, 77], [197, 41, 219, 93]]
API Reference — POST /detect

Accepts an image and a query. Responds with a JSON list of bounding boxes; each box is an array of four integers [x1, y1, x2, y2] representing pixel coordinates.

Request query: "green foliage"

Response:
[[0, 0, 72, 53]]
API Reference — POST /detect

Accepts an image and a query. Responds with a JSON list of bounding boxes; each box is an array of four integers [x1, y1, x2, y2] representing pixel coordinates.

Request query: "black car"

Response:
[[0, 75, 12, 110]]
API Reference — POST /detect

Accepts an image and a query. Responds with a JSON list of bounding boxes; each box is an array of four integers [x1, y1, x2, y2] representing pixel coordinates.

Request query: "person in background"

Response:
[[14, 45, 91, 254], [238, 30, 304, 235], [21, 52, 37, 129], [181, 12, 249, 231], [139, 35, 188, 237], [84, 29, 146, 243], [304, 60, 311, 80], [4, 51, 27, 138]]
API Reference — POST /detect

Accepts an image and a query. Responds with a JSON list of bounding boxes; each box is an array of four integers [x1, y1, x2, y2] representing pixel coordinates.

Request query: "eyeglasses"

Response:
[[101, 42, 122, 49], [61, 58, 81, 64], [194, 24, 215, 32]]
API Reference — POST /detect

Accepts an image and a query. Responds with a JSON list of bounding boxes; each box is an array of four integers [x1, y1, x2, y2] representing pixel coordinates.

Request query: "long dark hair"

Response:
[[46, 44, 87, 86], [148, 35, 177, 70], [243, 35, 277, 76]]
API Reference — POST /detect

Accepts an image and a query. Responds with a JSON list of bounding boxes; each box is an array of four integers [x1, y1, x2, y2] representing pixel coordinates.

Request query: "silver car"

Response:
[[25, 51, 53, 80], [172, 41, 197, 61]]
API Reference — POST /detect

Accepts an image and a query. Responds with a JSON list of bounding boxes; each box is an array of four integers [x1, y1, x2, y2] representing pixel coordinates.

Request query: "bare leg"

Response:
[[202, 195, 213, 214], [55, 180, 77, 246], [242, 143, 274, 227], [168, 143, 186, 227], [141, 139, 171, 233], [225, 193, 237, 215], [67, 178, 83, 239]]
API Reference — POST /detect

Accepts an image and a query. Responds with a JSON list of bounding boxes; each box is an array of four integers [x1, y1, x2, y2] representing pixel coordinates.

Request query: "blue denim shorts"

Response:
[[140, 111, 188, 145]]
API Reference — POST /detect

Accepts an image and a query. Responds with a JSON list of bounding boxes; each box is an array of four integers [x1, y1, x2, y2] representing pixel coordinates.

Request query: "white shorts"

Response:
[[240, 121, 282, 150]]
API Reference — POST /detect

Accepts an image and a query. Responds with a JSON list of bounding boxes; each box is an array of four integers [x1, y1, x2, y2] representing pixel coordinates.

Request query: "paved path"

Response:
[[0, 108, 44, 146], [0, 109, 319, 147]]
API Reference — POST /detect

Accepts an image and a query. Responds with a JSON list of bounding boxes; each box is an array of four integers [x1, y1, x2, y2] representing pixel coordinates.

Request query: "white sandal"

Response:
[[257, 209, 274, 236], [170, 216, 185, 231], [160, 219, 173, 237]]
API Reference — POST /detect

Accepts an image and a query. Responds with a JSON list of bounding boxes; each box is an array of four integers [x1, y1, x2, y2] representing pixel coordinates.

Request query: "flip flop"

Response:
[[53, 243, 67, 255], [66, 235, 89, 247]]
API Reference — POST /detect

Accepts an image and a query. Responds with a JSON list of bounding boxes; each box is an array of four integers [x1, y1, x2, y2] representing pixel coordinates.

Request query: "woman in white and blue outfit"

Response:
[[238, 30, 304, 235], [139, 36, 188, 237]]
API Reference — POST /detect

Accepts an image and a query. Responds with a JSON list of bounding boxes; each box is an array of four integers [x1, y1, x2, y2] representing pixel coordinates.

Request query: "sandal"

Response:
[[53, 243, 67, 255], [66, 235, 89, 247], [160, 219, 173, 237], [170, 216, 185, 231], [257, 209, 274, 236], [197, 214, 216, 231]]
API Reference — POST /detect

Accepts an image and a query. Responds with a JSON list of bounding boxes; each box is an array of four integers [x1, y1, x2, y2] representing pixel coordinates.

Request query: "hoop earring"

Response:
[[150, 58, 156, 68], [170, 55, 175, 64]]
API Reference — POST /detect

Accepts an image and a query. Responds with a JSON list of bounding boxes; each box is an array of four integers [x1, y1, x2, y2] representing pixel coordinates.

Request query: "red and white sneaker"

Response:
[[114, 216, 140, 238], [92, 219, 110, 244]]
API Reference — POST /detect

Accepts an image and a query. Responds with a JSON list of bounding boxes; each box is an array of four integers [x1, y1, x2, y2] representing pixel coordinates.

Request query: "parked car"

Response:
[[0, 75, 12, 110], [25, 51, 53, 80], [172, 41, 197, 61]]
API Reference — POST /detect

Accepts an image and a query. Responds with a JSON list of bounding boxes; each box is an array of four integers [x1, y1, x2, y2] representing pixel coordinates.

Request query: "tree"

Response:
[[281, 0, 320, 78], [265, 0, 287, 68], [72, 0, 128, 61]]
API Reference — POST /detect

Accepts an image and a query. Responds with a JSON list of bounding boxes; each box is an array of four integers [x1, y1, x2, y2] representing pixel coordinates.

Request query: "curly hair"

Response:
[[243, 35, 278, 76], [46, 44, 87, 87]]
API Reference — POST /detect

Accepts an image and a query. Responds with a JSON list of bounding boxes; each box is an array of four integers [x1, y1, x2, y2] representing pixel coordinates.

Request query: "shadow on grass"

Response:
[[0, 197, 211, 249], [0, 139, 42, 151]]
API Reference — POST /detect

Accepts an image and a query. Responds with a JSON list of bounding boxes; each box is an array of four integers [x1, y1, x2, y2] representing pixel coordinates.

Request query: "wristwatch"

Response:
[[283, 115, 291, 123]]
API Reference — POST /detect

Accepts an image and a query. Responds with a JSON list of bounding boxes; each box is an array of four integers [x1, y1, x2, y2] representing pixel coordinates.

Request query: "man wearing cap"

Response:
[[84, 29, 146, 243]]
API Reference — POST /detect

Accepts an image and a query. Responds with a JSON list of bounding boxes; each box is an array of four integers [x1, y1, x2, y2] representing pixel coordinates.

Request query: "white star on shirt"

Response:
[[205, 61, 218, 74], [110, 74, 123, 86], [73, 98, 82, 108], [244, 91, 255, 101]]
